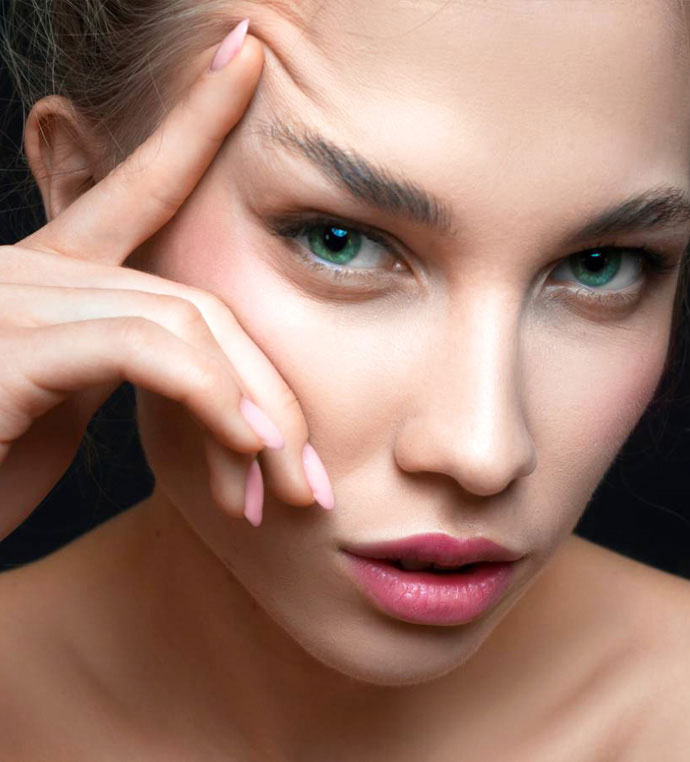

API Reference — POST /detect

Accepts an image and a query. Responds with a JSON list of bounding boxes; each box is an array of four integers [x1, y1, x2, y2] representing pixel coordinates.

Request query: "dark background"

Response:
[[1, 35, 689, 578]]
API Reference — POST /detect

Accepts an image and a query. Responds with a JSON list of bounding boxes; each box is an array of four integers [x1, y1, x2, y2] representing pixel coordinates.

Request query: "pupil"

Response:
[[323, 227, 349, 253], [584, 251, 607, 272]]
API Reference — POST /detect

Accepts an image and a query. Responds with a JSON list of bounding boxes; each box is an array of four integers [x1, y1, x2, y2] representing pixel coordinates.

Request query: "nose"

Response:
[[393, 291, 537, 497]]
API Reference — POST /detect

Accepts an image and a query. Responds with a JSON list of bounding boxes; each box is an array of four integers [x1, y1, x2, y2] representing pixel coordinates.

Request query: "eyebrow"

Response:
[[263, 119, 690, 242], [263, 120, 454, 234], [563, 186, 690, 243]]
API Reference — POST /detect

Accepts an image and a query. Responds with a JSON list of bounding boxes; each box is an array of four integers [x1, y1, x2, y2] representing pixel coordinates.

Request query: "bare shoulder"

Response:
[[0, 549, 129, 762], [559, 535, 690, 656], [558, 536, 690, 758], [0, 561, 76, 758], [0, 508, 162, 761], [564, 534, 690, 633]]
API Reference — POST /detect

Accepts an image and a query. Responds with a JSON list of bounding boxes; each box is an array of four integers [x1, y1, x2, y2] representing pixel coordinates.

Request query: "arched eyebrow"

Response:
[[562, 186, 690, 244], [262, 118, 690, 242], [262, 119, 455, 234]]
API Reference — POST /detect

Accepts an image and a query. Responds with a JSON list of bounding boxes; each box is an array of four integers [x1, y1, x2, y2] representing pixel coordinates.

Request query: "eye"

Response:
[[300, 223, 391, 269], [550, 248, 643, 291], [267, 215, 409, 283]]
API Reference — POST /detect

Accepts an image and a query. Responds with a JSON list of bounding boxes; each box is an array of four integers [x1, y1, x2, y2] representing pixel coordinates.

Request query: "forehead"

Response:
[[245, 0, 690, 108], [235, 0, 690, 226]]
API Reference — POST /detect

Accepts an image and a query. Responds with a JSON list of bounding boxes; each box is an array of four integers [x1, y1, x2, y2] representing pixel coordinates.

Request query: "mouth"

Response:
[[340, 531, 522, 568], [388, 559, 484, 573], [340, 533, 522, 625]]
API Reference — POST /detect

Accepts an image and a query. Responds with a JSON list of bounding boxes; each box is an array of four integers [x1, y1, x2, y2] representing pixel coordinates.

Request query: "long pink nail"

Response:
[[244, 459, 264, 527], [239, 397, 285, 449], [302, 443, 335, 510], [210, 18, 250, 71]]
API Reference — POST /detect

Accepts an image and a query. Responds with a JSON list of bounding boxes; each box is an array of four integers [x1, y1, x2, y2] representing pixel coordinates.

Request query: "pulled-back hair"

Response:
[[2, 0, 247, 159], [2, 0, 690, 406]]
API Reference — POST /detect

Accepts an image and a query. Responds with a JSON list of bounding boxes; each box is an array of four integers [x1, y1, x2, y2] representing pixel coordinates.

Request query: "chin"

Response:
[[255, 591, 509, 688], [135, 393, 530, 689]]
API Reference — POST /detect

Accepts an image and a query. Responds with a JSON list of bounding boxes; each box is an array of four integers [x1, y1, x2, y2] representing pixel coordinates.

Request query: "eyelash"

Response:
[[268, 213, 680, 302], [268, 214, 400, 282]]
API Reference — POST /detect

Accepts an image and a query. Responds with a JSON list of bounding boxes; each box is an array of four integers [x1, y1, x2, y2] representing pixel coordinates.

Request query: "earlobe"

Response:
[[24, 95, 99, 221]]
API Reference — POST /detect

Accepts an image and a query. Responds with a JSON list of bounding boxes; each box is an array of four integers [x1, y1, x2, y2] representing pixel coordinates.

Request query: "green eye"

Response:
[[307, 225, 362, 265], [552, 248, 643, 291], [569, 250, 622, 287]]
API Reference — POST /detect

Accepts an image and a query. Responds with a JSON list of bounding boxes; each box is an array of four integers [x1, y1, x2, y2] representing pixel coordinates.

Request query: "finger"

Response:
[[0, 282, 247, 401], [0, 254, 326, 508], [1, 318, 265, 458], [204, 436, 264, 527], [23, 26, 264, 265], [0, 281, 290, 454], [0, 398, 101, 541]]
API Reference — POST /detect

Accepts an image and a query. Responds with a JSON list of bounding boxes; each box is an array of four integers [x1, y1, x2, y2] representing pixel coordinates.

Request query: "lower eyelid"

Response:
[[567, 285, 640, 303], [283, 239, 403, 292], [542, 282, 643, 317]]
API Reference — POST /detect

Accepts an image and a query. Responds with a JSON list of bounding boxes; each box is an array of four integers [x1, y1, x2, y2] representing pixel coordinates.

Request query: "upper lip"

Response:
[[341, 532, 522, 567]]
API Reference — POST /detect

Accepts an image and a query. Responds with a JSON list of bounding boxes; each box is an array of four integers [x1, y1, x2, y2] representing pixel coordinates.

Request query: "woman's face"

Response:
[[134, 0, 690, 685]]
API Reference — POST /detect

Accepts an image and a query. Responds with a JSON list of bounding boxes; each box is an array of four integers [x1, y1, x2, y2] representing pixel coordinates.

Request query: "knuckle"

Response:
[[114, 315, 161, 353], [155, 294, 207, 337], [157, 294, 205, 329], [173, 284, 243, 332], [187, 288, 226, 318], [184, 355, 228, 400]]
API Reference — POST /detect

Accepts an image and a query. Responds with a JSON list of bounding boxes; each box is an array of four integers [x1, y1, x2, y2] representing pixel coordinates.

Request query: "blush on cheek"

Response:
[[595, 343, 667, 450], [539, 327, 670, 479], [516, 326, 671, 553]]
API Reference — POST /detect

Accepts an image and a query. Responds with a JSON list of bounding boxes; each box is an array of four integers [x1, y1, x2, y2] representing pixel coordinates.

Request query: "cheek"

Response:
[[136, 180, 675, 543], [137, 193, 411, 482], [535, 322, 669, 461], [520, 311, 672, 544], [209, 262, 406, 482]]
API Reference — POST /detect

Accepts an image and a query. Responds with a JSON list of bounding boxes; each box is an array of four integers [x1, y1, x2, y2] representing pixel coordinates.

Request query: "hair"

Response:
[[1, 0, 690, 567], [1, 0, 690, 404], [1, 0, 257, 158]]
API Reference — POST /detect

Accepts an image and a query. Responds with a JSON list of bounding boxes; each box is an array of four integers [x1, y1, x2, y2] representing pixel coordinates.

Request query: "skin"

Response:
[[1, 0, 690, 759]]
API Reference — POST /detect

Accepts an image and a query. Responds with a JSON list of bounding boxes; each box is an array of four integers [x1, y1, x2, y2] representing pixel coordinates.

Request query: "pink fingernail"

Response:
[[244, 459, 264, 527], [239, 397, 285, 449], [210, 18, 250, 71], [302, 443, 335, 511]]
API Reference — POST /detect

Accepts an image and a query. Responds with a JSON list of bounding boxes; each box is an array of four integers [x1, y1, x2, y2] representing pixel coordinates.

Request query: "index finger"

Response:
[[24, 21, 264, 266]]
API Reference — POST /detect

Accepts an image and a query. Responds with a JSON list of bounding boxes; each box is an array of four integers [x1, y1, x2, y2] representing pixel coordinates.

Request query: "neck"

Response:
[[71, 489, 570, 760]]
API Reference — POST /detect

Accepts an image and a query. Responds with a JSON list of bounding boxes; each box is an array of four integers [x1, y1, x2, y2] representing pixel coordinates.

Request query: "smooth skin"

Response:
[[0, 32, 325, 536], [1, 2, 690, 760]]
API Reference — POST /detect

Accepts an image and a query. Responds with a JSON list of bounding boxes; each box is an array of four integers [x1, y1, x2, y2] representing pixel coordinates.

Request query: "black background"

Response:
[[1, 26, 689, 578]]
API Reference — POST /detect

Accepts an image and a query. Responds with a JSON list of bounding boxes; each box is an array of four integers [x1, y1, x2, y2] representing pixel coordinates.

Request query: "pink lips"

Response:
[[342, 532, 522, 567], [341, 533, 521, 626]]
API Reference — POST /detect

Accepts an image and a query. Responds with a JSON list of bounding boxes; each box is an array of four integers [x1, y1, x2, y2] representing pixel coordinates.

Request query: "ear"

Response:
[[24, 95, 101, 221]]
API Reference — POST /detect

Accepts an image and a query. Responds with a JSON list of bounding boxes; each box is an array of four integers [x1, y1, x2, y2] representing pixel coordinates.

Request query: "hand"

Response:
[[0, 23, 333, 540]]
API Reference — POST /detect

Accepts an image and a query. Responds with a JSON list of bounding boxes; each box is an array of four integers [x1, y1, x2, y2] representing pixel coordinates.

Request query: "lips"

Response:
[[341, 532, 522, 570], [340, 533, 522, 625]]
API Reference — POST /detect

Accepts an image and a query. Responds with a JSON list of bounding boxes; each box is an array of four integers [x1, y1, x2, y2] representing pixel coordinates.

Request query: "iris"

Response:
[[307, 225, 362, 265], [569, 250, 622, 288]]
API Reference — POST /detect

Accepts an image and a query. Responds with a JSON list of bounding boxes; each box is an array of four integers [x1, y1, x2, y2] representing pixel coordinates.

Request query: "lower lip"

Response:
[[343, 554, 516, 626]]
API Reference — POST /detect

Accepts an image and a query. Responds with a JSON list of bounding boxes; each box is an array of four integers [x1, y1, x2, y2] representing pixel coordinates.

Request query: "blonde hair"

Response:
[[2, 0, 247, 161], [1, 0, 689, 400]]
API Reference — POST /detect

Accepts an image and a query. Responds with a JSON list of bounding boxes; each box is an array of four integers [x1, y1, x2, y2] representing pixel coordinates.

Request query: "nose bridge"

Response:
[[394, 289, 537, 496]]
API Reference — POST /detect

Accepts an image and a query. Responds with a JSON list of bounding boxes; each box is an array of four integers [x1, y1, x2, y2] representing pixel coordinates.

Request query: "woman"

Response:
[[1, 0, 689, 758]]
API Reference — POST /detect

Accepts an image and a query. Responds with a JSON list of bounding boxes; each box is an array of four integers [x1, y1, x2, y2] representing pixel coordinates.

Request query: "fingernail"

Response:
[[239, 397, 285, 449], [244, 459, 264, 527], [210, 18, 250, 71], [302, 443, 335, 511]]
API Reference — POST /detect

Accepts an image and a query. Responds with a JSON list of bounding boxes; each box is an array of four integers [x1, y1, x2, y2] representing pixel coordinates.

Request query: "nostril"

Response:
[[392, 404, 537, 498]]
